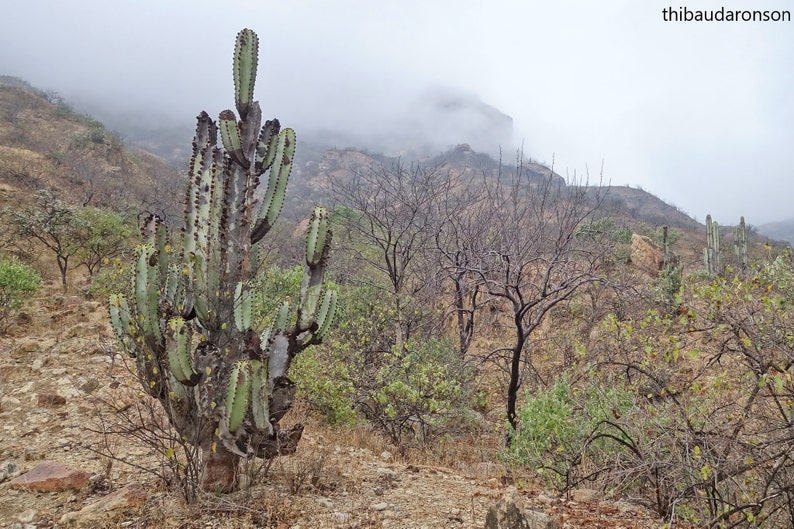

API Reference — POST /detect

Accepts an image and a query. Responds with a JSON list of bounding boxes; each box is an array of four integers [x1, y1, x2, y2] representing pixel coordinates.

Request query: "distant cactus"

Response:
[[704, 214, 721, 275], [108, 29, 336, 494], [734, 216, 748, 273]]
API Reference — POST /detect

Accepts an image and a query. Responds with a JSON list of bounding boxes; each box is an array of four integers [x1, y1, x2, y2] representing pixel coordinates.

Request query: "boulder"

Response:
[[485, 489, 559, 529], [8, 460, 90, 492], [630, 234, 665, 277], [59, 482, 147, 526]]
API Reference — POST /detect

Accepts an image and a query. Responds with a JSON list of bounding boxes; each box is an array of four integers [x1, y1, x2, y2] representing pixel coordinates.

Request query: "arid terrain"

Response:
[[0, 280, 677, 528]]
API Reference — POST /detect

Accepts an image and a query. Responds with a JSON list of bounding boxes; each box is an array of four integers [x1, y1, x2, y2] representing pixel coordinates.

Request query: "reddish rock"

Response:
[[37, 393, 67, 407], [630, 233, 665, 277], [59, 482, 147, 526], [8, 461, 91, 492]]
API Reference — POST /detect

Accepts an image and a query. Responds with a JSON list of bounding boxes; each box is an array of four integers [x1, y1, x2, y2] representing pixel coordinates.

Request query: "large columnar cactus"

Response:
[[734, 216, 748, 273], [108, 29, 336, 493], [704, 214, 721, 275]]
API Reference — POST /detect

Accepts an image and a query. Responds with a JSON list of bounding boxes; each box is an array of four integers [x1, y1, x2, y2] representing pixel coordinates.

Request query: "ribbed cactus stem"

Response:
[[225, 361, 252, 433], [705, 214, 721, 275], [233, 29, 258, 121], [734, 216, 748, 273]]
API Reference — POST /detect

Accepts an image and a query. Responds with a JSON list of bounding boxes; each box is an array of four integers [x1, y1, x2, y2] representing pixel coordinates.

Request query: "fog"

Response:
[[1, 0, 792, 224]]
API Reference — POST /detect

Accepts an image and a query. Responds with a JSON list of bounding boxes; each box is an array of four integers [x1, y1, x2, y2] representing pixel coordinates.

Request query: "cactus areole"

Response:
[[108, 29, 336, 493]]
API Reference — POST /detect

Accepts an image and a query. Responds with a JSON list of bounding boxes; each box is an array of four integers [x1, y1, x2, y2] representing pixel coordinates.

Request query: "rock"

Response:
[[1, 395, 21, 410], [630, 233, 665, 277], [37, 393, 67, 407], [8, 461, 91, 492], [59, 482, 147, 527], [18, 509, 37, 523], [80, 379, 101, 394], [1, 460, 20, 482], [485, 490, 559, 529], [372, 502, 389, 511], [569, 488, 599, 502], [15, 338, 43, 353]]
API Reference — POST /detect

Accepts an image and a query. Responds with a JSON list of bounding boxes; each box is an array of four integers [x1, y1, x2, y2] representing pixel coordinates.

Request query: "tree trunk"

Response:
[[505, 345, 521, 444], [200, 442, 240, 493], [58, 256, 68, 292]]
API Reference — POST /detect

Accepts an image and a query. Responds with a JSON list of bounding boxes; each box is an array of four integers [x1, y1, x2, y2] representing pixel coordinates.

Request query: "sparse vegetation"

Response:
[[2, 30, 789, 529], [0, 255, 41, 332]]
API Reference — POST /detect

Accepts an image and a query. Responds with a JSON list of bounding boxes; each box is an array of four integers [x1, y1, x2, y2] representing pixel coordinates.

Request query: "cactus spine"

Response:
[[704, 214, 721, 275], [108, 28, 336, 493]]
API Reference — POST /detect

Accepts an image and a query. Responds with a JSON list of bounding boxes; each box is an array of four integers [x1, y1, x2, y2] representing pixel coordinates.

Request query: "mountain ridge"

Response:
[[3, 74, 777, 251]]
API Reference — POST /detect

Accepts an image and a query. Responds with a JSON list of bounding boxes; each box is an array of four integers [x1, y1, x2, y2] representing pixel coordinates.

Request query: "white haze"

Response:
[[1, 0, 792, 224]]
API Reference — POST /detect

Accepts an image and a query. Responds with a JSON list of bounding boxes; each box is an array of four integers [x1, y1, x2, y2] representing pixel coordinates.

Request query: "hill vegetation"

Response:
[[1, 70, 792, 529]]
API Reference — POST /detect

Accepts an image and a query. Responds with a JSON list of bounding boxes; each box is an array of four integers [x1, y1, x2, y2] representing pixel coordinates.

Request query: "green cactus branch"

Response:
[[108, 28, 336, 494], [704, 214, 721, 275], [734, 216, 748, 273]]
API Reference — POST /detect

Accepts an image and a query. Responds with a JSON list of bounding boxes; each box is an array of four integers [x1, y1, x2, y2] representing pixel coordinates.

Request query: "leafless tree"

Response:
[[328, 160, 454, 346], [448, 156, 612, 435]]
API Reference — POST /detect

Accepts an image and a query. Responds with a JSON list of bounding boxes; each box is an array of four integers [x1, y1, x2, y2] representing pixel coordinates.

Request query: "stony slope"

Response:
[[0, 282, 674, 528]]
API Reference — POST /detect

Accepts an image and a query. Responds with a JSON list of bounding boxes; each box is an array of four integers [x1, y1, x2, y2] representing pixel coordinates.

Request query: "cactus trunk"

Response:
[[108, 28, 336, 494], [734, 216, 748, 274], [704, 214, 721, 275]]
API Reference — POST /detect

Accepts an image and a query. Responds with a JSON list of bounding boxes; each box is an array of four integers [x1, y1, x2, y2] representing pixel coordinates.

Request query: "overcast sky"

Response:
[[1, 0, 792, 224]]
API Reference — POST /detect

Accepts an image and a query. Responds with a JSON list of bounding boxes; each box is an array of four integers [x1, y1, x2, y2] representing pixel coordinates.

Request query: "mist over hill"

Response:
[[4, 74, 771, 246], [757, 219, 794, 245]]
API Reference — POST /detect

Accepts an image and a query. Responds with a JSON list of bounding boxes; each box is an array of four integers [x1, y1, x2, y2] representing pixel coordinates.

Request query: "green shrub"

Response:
[[358, 336, 476, 449], [86, 257, 131, 300], [505, 375, 635, 491], [0, 257, 41, 332], [289, 346, 358, 426]]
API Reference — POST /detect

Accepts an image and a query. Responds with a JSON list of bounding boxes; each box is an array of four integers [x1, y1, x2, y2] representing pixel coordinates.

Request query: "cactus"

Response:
[[108, 28, 336, 494], [734, 216, 748, 273], [704, 214, 721, 275]]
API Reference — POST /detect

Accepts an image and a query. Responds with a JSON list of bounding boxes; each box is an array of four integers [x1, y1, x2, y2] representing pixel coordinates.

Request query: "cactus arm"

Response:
[[298, 268, 324, 332], [189, 251, 212, 328], [219, 110, 248, 168], [133, 245, 162, 344], [251, 128, 296, 244], [734, 216, 748, 272], [109, 293, 137, 356], [704, 214, 722, 275], [224, 361, 252, 433], [305, 207, 329, 266], [297, 207, 332, 332], [167, 317, 200, 386], [184, 113, 217, 260], [233, 28, 258, 120], [260, 301, 291, 354], [254, 119, 281, 174], [314, 290, 338, 341]]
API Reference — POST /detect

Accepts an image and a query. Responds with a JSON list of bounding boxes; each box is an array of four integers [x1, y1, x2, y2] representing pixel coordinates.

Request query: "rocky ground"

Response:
[[0, 285, 680, 528]]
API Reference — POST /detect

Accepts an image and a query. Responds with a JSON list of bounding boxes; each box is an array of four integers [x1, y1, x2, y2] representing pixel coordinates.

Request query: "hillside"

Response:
[[0, 77, 184, 220], [3, 76, 783, 528], [0, 74, 723, 253], [758, 218, 794, 245]]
